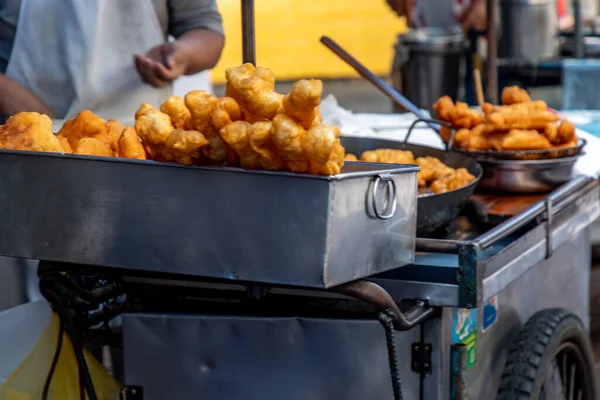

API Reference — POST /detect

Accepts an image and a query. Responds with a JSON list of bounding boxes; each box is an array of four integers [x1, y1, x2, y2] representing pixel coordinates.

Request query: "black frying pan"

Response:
[[341, 136, 483, 237]]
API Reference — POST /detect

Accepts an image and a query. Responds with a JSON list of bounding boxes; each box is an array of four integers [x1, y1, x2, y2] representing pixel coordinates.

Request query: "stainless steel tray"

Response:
[[477, 156, 581, 193], [0, 150, 418, 288]]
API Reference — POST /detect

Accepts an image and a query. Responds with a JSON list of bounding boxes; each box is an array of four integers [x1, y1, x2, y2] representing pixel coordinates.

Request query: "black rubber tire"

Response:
[[497, 308, 597, 400]]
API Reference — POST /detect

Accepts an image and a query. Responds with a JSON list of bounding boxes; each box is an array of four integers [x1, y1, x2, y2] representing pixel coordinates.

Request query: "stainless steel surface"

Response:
[[123, 315, 422, 400], [498, 0, 558, 61], [369, 180, 599, 307], [477, 156, 581, 193], [0, 151, 418, 288], [241, 0, 255, 64], [392, 27, 468, 111], [468, 229, 591, 399]]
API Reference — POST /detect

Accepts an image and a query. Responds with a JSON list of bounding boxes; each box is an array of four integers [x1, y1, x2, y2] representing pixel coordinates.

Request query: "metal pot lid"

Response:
[[398, 27, 466, 45]]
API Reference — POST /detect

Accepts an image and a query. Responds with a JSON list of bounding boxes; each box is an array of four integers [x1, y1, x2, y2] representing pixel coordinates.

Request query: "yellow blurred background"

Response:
[[211, 0, 407, 83]]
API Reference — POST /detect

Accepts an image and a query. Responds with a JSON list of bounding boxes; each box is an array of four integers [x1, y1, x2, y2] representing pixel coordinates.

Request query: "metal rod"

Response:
[[319, 36, 439, 131], [475, 175, 591, 248], [241, 0, 256, 64], [416, 238, 464, 254], [450, 343, 467, 400], [573, 0, 584, 58], [486, 0, 498, 103]]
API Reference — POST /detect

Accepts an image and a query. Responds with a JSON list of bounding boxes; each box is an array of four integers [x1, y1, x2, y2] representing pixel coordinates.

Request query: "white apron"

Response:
[[5, 0, 173, 123]]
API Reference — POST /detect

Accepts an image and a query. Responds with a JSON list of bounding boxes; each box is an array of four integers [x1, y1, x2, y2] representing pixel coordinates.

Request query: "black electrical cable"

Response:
[[378, 310, 403, 400], [68, 324, 98, 400], [42, 319, 64, 400]]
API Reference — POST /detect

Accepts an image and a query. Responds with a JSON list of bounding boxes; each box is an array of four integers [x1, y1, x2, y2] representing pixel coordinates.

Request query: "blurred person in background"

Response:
[[386, 0, 488, 31], [0, 0, 225, 123]]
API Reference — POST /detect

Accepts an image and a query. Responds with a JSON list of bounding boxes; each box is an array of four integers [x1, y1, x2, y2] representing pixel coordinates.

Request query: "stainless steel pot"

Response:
[[499, 0, 558, 61], [391, 27, 468, 112]]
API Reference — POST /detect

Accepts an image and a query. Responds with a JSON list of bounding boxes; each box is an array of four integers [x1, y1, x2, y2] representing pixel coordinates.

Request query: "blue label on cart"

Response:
[[482, 295, 498, 333], [452, 308, 477, 369]]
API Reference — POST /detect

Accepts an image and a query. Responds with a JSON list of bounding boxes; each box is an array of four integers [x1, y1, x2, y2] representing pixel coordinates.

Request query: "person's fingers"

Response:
[[134, 55, 168, 88], [152, 62, 178, 82]]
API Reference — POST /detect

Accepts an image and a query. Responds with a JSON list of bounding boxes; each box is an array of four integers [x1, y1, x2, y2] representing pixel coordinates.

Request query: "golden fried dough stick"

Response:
[[501, 86, 531, 105], [271, 114, 310, 172], [135, 109, 174, 159], [211, 97, 242, 131], [248, 121, 286, 171], [359, 149, 415, 164], [451, 102, 483, 129], [433, 96, 455, 122], [283, 79, 323, 129], [430, 168, 476, 194], [225, 63, 283, 120], [164, 129, 209, 165], [556, 120, 576, 144], [303, 124, 345, 175], [344, 153, 358, 161], [416, 157, 454, 185], [135, 103, 155, 119], [1, 112, 64, 153], [184, 90, 219, 133], [219, 121, 261, 169], [118, 127, 147, 160], [58, 136, 72, 153], [73, 137, 112, 157], [57, 110, 108, 149], [105, 119, 127, 155], [161, 96, 193, 130], [501, 129, 552, 150], [482, 100, 547, 115], [485, 110, 559, 131]]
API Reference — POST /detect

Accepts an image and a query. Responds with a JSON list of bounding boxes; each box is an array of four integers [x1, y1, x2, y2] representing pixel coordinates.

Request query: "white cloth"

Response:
[[5, 0, 172, 122]]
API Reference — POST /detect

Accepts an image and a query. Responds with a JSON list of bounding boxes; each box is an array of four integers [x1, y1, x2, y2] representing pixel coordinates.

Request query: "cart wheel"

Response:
[[497, 309, 597, 400]]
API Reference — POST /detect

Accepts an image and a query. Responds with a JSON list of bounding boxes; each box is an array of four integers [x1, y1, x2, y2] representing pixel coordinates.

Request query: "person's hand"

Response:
[[0, 74, 55, 118], [459, 0, 487, 32], [134, 42, 189, 88], [386, 0, 414, 24]]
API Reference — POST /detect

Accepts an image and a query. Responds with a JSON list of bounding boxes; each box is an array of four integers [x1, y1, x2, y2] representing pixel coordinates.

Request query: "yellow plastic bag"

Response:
[[0, 312, 121, 400]]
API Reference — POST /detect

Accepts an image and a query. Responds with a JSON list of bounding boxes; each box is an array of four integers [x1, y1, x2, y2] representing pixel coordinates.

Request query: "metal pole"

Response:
[[241, 0, 256, 64], [486, 0, 498, 103], [573, 0, 584, 58]]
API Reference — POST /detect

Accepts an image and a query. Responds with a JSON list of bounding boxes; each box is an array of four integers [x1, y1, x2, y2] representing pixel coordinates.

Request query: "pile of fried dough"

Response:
[[343, 149, 475, 194], [0, 63, 346, 176], [433, 86, 577, 153]]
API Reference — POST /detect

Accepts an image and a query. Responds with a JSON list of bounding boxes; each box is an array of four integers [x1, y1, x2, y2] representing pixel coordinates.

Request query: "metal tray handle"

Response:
[[372, 175, 398, 220]]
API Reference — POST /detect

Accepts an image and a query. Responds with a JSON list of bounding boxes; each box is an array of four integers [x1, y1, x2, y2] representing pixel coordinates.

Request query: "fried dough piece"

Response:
[[501, 129, 552, 150], [57, 110, 108, 149], [0, 112, 64, 153], [482, 100, 547, 115], [439, 126, 452, 143], [135, 109, 174, 159], [185, 90, 219, 133], [161, 96, 193, 130], [249, 121, 286, 171], [58, 136, 72, 153], [304, 124, 344, 175], [211, 97, 242, 131], [105, 119, 127, 155], [344, 153, 358, 161], [416, 157, 454, 185], [283, 79, 323, 129], [485, 110, 559, 131], [501, 86, 531, 105], [555, 120, 576, 144], [118, 127, 147, 160], [451, 102, 483, 129], [430, 168, 476, 194], [164, 129, 209, 165], [433, 96, 455, 122], [219, 121, 261, 169], [136, 103, 155, 119], [360, 149, 415, 164], [271, 114, 309, 172], [225, 63, 283, 120], [73, 137, 112, 157]]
